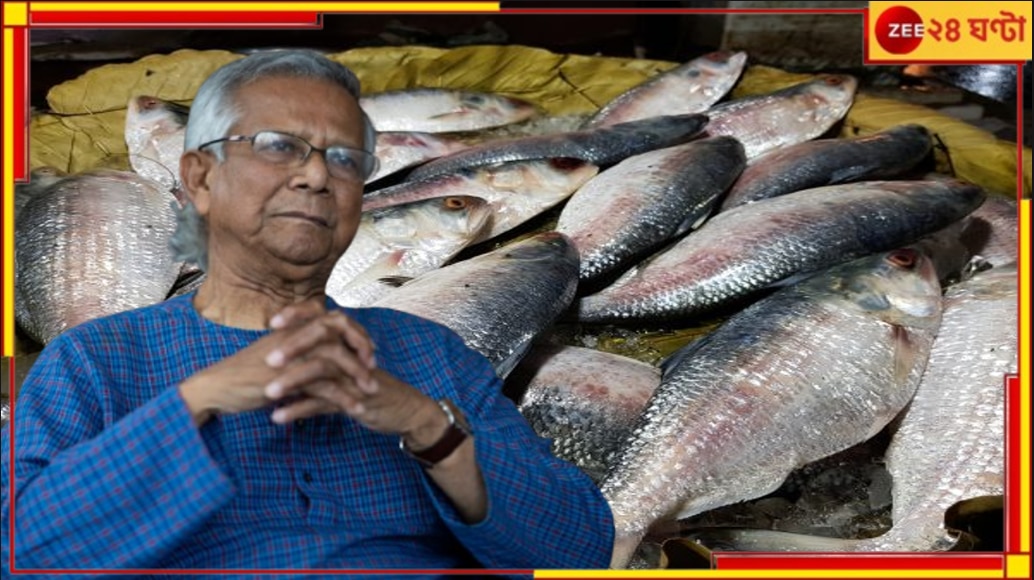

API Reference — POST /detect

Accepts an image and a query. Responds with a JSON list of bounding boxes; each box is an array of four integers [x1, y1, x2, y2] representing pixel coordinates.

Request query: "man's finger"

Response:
[[269, 297, 327, 330], [319, 311, 377, 370], [266, 315, 376, 376], [270, 395, 338, 424], [265, 348, 371, 399]]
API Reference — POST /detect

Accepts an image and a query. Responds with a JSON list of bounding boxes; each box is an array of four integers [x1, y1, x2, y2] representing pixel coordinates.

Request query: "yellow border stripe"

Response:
[[1007, 554, 1030, 578], [3, 28, 14, 358], [534, 570, 1004, 579], [3, 2, 28, 25], [1020, 198, 1031, 553], [31, 2, 499, 12]]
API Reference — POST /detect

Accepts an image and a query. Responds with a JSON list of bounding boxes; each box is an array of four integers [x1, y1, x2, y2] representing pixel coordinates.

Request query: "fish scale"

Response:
[[556, 136, 746, 284], [704, 75, 858, 159], [601, 249, 944, 568], [586, 51, 748, 129], [325, 195, 491, 307], [720, 124, 934, 211], [855, 265, 1016, 551], [371, 232, 580, 379], [15, 170, 181, 345], [406, 114, 709, 182], [681, 265, 1017, 554], [576, 180, 985, 324]]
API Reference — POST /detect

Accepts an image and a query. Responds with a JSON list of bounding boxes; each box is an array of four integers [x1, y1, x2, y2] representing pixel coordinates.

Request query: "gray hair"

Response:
[[171, 49, 376, 272]]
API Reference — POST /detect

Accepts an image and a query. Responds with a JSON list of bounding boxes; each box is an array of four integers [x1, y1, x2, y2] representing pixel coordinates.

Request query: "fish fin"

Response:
[[828, 165, 871, 184], [763, 269, 823, 291], [673, 207, 716, 237], [891, 323, 918, 386], [427, 110, 469, 121], [377, 276, 414, 288], [659, 336, 711, 380]]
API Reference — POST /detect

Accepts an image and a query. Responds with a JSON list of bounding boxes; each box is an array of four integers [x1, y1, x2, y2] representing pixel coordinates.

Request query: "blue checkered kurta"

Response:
[[1, 295, 614, 578]]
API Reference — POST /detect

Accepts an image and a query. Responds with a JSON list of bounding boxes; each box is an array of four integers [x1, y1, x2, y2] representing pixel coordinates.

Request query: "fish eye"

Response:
[[443, 197, 468, 210], [886, 248, 918, 269], [464, 95, 487, 105], [825, 76, 843, 86], [686, 69, 702, 78]]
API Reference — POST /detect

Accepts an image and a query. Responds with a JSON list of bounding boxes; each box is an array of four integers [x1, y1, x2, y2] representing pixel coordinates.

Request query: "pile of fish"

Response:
[[14, 49, 1019, 567]]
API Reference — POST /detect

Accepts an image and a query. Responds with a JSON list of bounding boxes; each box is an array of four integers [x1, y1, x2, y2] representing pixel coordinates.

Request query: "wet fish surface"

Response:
[[363, 158, 598, 242], [406, 114, 709, 182], [704, 75, 858, 159], [586, 51, 748, 128], [371, 232, 581, 379], [856, 264, 1016, 551], [720, 124, 934, 211], [368, 131, 472, 183], [601, 248, 944, 567], [556, 136, 746, 285], [577, 180, 985, 324], [509, 344, 661, 483], [359, 89, 537, 133], [325, 195, 491, 307], [685, 265, 1016, 553], [125, 95, 189, 194], [15, 169, 181, 344]]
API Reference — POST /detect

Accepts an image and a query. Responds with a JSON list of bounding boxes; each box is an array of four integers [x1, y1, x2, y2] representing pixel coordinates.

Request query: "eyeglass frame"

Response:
[[196, 129, 379, 182]]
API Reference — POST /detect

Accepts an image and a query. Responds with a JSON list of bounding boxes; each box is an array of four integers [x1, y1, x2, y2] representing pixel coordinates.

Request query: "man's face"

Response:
[[190, 74, 367, 281]]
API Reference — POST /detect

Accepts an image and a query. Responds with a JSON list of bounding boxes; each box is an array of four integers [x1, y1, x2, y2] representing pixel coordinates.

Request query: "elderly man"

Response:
[[1, 50, 614, 575]]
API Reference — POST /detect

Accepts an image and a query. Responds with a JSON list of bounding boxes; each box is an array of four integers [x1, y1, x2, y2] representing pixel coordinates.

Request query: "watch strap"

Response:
[[400, 399, 470, 468]]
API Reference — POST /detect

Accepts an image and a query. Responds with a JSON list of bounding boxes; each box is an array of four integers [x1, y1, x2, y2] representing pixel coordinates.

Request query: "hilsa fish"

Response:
[[124, 95, 189, 197], [359, 89, 537, 133], [683, 265, 1017, 554], [601, 248, 944, 568], [371, 232, 581, 379], [704, 75, 858, 159], [719, 124, 934, 212], [576, 179, 984, 324], [586, 51, 748, 128]]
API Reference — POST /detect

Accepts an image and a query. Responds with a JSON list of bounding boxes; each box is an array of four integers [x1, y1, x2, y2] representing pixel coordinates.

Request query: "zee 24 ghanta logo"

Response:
[[874, 5, 1027, 55]]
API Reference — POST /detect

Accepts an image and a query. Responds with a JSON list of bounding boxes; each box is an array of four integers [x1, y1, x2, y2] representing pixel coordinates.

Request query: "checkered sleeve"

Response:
[[0, 335, 235, 570], [419, 332, 615, 571]]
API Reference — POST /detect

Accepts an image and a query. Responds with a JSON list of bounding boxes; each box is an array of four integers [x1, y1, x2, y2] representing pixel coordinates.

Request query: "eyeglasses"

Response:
[[198, 130, 379, 182]]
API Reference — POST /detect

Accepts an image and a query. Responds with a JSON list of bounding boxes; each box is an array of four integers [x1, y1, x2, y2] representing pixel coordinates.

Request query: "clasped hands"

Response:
[[179, 298, 446, 443]]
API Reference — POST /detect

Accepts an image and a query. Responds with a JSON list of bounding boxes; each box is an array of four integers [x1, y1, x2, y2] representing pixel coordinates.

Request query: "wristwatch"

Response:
[[400, 399, 471, 469]]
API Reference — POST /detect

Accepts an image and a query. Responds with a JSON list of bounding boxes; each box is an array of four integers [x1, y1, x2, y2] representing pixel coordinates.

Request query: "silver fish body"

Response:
[[15, 169, 182, 344], [577, 180, 985, 324], [705, 75, 858, 159], [125, 95, 189, 193], [855, 265, 1016, 551], [359, 89, 537, 133], [684, 265, 1017, 554], [406, 114, 709, 182], [511, 344, 661, 483], [326, 195, 492, 307], [586, 51, 748, 128], [371, 232, 580, 379], [363, 158, 598, 241], [720, 124, 933, 211], [369, 131, 472, 183], [556, 136, 746, 285], [602, 248, 944, 567]]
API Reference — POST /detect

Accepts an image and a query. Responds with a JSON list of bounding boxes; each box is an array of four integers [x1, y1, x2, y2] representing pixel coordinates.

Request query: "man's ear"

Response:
[[181, 150, 213, 216]]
